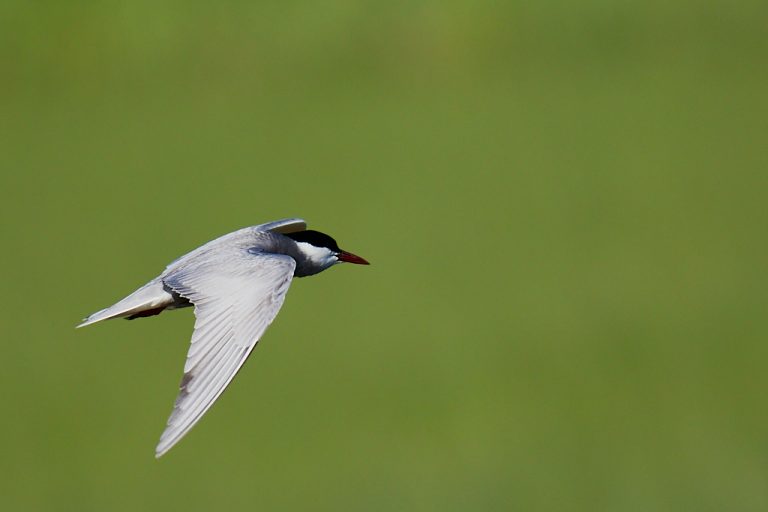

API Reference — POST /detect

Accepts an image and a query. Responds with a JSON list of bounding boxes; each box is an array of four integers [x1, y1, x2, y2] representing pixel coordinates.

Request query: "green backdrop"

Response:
[[2, 1, 767, 510]]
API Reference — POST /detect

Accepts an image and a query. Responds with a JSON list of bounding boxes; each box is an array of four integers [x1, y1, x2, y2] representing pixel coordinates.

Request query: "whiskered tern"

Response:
[[78, 218, 369, 457]]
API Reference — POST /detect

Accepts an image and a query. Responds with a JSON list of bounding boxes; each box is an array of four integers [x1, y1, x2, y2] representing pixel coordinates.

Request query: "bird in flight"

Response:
[[78, 218, 369, 457]]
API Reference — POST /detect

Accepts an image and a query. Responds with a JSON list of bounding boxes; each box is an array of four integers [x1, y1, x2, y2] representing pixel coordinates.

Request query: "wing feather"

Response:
[[155, 246, 296, 457]]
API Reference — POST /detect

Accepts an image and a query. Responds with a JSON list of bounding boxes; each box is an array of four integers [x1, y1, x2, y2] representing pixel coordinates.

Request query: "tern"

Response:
[[78, 218, 369, 457]]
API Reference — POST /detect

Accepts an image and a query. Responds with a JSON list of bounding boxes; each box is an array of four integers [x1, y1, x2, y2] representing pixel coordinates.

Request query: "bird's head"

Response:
[[285, 230, 369, 276]]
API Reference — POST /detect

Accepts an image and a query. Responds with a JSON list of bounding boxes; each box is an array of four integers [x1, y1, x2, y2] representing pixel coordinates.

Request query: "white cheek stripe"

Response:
[[295, 241, 337, 266]]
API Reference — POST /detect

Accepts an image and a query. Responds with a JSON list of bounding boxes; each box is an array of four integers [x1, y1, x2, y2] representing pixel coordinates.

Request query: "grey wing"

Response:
[[256, 218, 307, 234], [155, 248, 296, 457], [163, 219, 306, 273]]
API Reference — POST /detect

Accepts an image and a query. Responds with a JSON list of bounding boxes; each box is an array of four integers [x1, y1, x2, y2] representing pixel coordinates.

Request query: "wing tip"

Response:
[[155, 430, 178, 458], [267, 218, 307, 234]]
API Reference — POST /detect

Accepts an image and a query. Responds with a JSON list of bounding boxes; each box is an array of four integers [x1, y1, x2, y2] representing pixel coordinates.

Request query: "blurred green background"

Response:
[[2, 1, 767, 510]]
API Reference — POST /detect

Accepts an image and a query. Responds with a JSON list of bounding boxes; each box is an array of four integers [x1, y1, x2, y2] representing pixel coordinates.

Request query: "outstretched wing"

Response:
[[155, 247, 296, 457]]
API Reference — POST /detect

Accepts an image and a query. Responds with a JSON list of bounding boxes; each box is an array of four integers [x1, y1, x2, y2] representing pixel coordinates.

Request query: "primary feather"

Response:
[[156, 242, 296, 457]]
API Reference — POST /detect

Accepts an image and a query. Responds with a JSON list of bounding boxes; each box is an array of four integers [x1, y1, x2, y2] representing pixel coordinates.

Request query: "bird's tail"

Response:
[[77, 279, 175, 328]]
